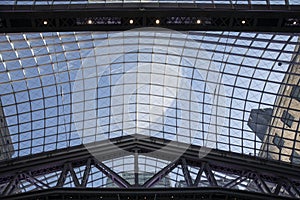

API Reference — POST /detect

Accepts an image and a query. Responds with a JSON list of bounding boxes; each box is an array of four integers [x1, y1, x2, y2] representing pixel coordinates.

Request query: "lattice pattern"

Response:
[[1, 142, 299, 198], [0, 31, 300, 164]]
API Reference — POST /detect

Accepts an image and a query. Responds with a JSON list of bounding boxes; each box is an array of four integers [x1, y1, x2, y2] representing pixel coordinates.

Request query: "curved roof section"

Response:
[[0, 30, 299, 165]]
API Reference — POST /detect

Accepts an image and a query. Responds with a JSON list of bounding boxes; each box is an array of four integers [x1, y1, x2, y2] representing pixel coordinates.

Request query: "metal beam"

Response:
[[68, 163, 80, 187], [23, 172, 50, 189], [0, 3, 300, 33], [1, 134, 300, 185], [180, 158, 193, 187], [0, 134, 300, 198], [274, 182, 283, 196], [80, 158, 91, 187], [1, 188, 295, 200], [194, 162, 205, 186], [143, 159, 179, 188], [257, 174, 272, 194], [94, 160, 131, 188], [223, 172, 250, 189], [56, 164, 68, 188], [22, 174, 43, 191], [134, 138, 300, 182], [2, 174, 18, 196], [0, 136, 133, 184], [204, 163, 218, 187]]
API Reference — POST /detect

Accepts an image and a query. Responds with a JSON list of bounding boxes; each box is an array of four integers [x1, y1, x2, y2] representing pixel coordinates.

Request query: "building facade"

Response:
[[259, 48, 300, 164], [0, 100, 14, 160]]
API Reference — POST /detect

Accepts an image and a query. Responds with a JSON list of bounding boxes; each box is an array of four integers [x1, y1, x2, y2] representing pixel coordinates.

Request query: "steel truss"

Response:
[[0, 134, 300, 199], [0, 3, 300, 33], [1, 188, 294, 200]]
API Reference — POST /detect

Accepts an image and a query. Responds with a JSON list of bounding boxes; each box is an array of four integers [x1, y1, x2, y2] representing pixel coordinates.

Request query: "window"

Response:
[[290, 150, 300, 164], [281, 110, 294, 127], [291, 85, 300, 102], [273, 134, 284, 149]]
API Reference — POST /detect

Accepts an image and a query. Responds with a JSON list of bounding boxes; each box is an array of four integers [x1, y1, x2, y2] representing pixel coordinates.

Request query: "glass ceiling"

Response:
[[0, 0, 299, 6], [0, 30, 299, 163], [0, 1, 300, 196]]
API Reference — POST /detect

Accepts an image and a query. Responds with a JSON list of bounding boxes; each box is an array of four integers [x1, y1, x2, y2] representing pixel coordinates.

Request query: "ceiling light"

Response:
[[241, 20, 246, 25], [129, 19, 134, 24], [43, 20, 48, 25], [155, 19, 160, 24], [196, 19, 201, 24], [87, 19, 93, 25]]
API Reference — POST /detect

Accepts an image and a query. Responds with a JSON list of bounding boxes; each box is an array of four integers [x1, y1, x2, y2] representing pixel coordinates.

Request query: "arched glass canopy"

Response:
[[0, 30, 299, 161], [0, 0, 300, 197]]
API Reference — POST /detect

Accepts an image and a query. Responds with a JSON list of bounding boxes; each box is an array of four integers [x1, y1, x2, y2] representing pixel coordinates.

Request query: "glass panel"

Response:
[[273, 134, 284, 148], [281, 110, 294, 128], [290, 150, 300, 164], [291, 85, 300, 102]]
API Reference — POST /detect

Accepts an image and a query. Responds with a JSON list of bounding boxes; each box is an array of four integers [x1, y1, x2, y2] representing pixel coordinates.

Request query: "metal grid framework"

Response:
[[1, 0, 300, 199], [0, 0, 299, 6], [2, 7, 300, 33], [3, 188, 297, 200], [1, 135, 300, 199], [2, 29, 300, 197], [1, 31, 299, 159], [1, 3, 300, 33]]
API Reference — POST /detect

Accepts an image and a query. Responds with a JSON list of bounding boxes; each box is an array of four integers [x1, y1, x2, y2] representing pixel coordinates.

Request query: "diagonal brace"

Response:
[[143, 159, 179, 188]]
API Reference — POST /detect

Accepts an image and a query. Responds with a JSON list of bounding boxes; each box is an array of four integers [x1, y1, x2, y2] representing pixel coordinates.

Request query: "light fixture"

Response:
[[87, 19, 93, 25], [129, 19, 134, 24], [43, 20, 48, 25], [155, 19, 160, 24], [293, 21, 297, 25], [196, 19, 201, 24], [241, 20, 246, 25]]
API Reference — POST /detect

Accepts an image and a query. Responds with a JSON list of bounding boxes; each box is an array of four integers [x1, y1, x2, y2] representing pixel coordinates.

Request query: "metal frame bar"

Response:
[[56, 164, 68, 188], [22, 174, 43, 190], [0, 3, 300, 33], [203, 163, 218, 187], [223, 171, 250, 189], [23, 172, 50, 189], [0, 134, 299, 198], [68, 163, 80, 187], [2, 174, 19, 196], [143, 159, 179, 188], [180, 158, 193, 187], [1, 187, 294, 200], [80, 158, 91, 187], [1, 3, 299, 10], [94, 161, 131, 188], [194, 162, 205, 187]]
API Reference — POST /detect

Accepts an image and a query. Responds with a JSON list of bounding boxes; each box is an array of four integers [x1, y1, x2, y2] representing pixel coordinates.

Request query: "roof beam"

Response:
[[0, 3, 300, 33], [1, 187, 294, 200], [0, 134, 300, 186], [0, 134, 299, 198]]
